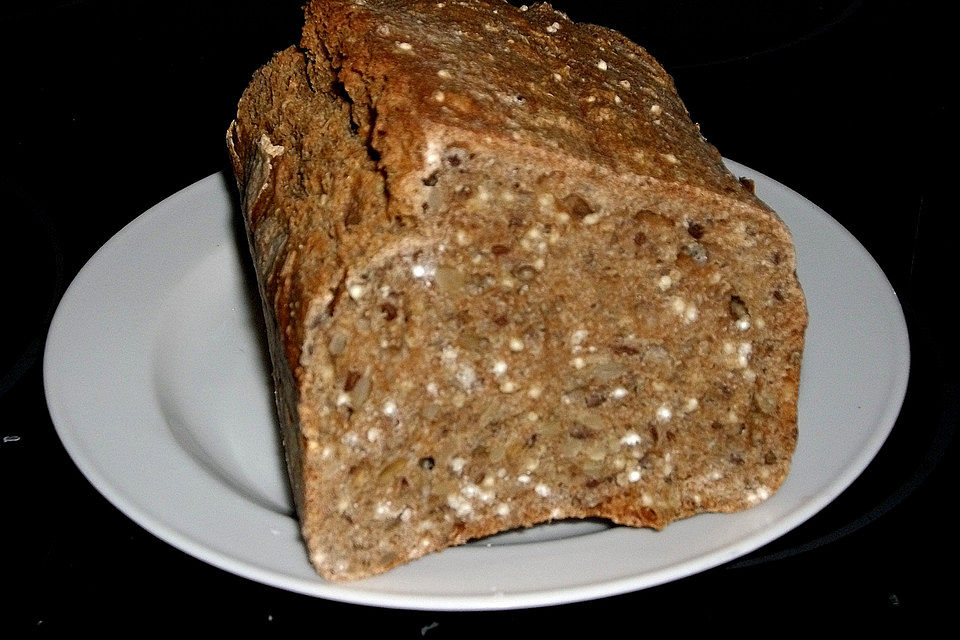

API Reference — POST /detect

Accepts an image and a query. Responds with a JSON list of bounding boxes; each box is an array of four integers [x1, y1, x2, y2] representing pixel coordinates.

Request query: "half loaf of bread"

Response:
[[227, 0, 807, 581]]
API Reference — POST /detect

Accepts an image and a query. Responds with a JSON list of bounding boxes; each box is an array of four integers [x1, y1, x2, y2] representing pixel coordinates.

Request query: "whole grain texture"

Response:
[[227, 0, 807, 581]]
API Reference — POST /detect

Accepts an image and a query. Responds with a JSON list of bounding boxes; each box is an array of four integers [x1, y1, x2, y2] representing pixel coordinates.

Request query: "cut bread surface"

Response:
[[227, 0, 806, 581]]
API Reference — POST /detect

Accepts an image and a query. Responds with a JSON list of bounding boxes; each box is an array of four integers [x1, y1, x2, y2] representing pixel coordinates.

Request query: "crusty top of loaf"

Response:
[[302, 0, 755, 204]]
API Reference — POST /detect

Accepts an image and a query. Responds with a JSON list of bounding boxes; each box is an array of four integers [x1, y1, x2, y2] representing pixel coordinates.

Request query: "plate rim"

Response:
[[43, 161, 911, 610]]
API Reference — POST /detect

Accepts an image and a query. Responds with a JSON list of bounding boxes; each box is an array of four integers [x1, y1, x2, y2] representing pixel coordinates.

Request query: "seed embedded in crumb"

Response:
[[509, 338, 525, 352], [571, 328, 589, 347], [347, 283, 365, 300], [535, 483, 551, 497], [527, 386, 543, 399], [656, 405, 672, 421], [571, 357, 585, 369], [382, 401, 397, 416], [597, 59, 608, 71], [328, 332, 347, 356], [492, 360, 508, 376], [737, 342, 753, 368], [611, 387, 629, 399], [499, 380, 518, 393]]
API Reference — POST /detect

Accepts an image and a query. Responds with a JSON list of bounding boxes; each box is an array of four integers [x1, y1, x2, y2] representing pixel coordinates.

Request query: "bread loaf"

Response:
[[227, 0, 807, 581]]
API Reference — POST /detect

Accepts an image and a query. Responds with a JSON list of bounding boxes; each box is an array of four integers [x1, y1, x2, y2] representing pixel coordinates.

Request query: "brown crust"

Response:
[[228, 1, 807, 581]]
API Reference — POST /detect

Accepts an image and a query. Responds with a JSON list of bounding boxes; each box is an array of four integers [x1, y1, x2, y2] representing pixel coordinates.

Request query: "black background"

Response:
[[2, 0, 957, 633]]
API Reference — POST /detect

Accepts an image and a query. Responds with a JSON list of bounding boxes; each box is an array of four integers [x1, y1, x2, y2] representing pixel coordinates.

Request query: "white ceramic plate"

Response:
[[44, 160, 910, 610]]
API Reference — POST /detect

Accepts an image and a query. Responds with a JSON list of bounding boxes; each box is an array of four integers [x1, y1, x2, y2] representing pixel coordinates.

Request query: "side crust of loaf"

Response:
[[228, 1, 807, 581]]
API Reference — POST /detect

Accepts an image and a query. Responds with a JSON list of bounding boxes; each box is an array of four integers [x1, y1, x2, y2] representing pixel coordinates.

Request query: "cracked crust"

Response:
[[228, 1, 807, 581]]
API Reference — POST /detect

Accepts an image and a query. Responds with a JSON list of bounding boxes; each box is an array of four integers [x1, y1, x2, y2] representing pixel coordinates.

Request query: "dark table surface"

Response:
[[3, 0, 957, 632]]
